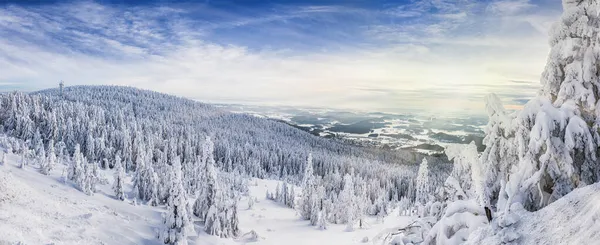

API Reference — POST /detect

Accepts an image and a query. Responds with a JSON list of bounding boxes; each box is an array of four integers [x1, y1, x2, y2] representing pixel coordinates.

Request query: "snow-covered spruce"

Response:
[[113, 154, 126, 201], [415, 158, 429, 206], [161, 161, 192, 245]]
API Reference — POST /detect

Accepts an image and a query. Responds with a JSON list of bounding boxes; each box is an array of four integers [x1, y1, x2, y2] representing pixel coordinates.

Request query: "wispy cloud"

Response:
[[0, 0, 561, 115]]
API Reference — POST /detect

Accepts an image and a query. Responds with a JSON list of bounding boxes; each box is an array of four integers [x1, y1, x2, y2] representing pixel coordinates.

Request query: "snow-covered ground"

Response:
[[469, 183, 600, 245], [234, 181, 413, 245], [0, 153, 163, 245], [0, 152, 414, 245]]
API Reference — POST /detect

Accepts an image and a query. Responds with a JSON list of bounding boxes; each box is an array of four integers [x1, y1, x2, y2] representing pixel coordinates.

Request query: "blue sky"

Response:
[[0, 0, 562, 115]]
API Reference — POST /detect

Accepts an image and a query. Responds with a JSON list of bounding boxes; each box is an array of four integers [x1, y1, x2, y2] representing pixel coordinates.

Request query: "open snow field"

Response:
[[0, 152, 414, 245], [0, 153, 163, 245]]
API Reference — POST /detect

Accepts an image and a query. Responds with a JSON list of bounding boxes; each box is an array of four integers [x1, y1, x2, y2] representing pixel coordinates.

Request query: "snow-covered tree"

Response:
[[479, 94, 517, 209], [204, 193, 226, 237], [33, 129, 45, 163], [85, 132, 95, 162], [287, 185, 296, 208], [275, 183, 281, 202], [354, 176, 369, 229], [317, 209, 328, 230], [299, 153, 316, 220], [338, 173, 356, 230], [193, 137, 216, 221], [204, 201, 223, 237], [272, 182, 295, 208], [19, 147, 26, 169], [248, 196, 255, 210], [133, 148, 159, 203], [415, 158, 429, 205], [422, 199, 488, 245], [68, 144, 83, 181], [445, 142, 482, 204], [113, 155, 126, 201], [395, 142, 485, 245], [161, 161, 191, 245], [309, 185, 323, 226], [203, 146, 240, 238], [79, 160, 98, 195], [40, 139, 56, 175]]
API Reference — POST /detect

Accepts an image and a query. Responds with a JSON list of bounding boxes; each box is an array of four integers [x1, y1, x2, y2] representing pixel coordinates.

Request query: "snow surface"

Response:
[[468, 183, 600, 245], [0, 152, 414, 245], [0, 154, 163, 245]]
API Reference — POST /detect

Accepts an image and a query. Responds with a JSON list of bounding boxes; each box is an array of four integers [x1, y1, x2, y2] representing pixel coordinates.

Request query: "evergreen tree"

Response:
[[193, 136, 216, 221], [248, 196, 255, 210], [78, 160, 98, 195], [19, 149, 25, 169], [161, 161, 191, 245], [40, 139, 56, 175], [317, 209, 328, 230], [113, 155, 126, 201], [339, 173, 356, 230], [415, 158, 429, 205], [287, 186, 296, 208], [68, 144, 83, 181], [299, 153, 315, 220], [203, 154, 223, 236], [86, 132, 95, 162], [33, 129, 44, 161]]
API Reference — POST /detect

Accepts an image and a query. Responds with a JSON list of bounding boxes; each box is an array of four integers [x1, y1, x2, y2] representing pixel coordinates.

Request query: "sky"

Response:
[[0, 0, 563, 115]]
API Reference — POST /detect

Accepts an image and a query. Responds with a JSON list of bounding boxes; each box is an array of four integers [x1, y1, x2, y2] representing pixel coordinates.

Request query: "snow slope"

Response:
[[0, 154, 163, 245], [0, 152, 414, 245], [469, 183, 600, 245]]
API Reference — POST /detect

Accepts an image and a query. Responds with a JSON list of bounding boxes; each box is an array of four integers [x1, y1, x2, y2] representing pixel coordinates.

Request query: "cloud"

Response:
[[487, 0, 535, 15], [0, 0, 562, 115]]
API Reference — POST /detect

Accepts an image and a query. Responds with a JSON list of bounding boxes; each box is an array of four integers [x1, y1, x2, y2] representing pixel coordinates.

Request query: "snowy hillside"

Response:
[[0, 150, 415, 245], [0, 85, 454, 245], [469, 183, 600, 245], [0, 152, 163, 245]]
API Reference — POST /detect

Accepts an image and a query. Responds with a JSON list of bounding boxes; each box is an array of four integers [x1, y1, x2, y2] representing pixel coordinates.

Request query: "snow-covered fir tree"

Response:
[[287, 185, 296, 208], [133, 147, 159, 204], [19, 147, 26, 169], [415, 158, 429, 205], [161, 161, 191, 245], [80, 160, 99, 195], [317, 209, 328, 230], [113, 155, 126, 201], [339, 173, 356, 231], [203, 148, 240, 238], [247, 196, 255, 210], [193, 137, 216, 221], [299, 153, 316, 221], [40, 140, 56, 175], [68, 144, 83, 182], [271, 182, 296, 208]]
